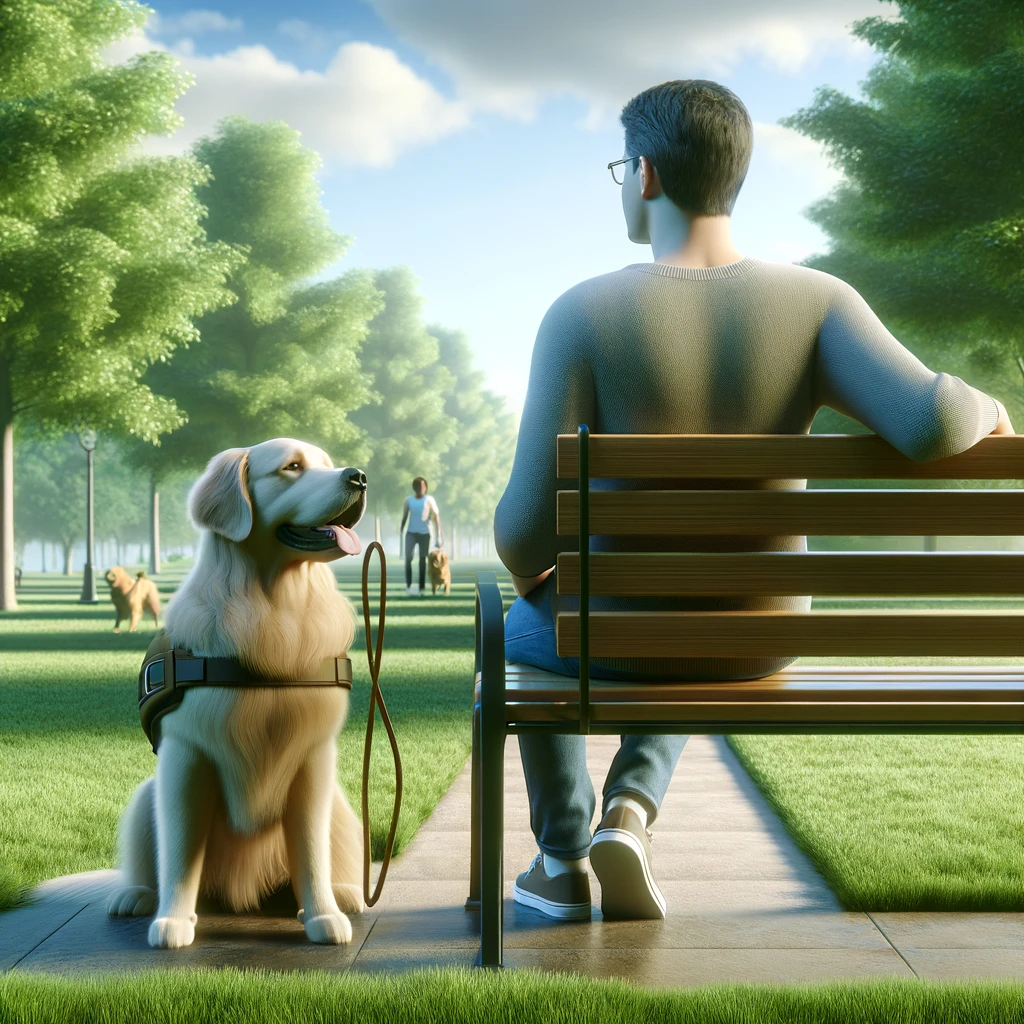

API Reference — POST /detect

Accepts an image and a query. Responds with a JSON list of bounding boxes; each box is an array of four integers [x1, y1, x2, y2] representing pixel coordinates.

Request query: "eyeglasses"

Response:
[[607, 156, 640, 185]]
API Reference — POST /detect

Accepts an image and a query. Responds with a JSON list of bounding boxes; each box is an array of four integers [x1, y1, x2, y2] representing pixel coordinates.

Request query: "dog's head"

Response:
[[428, 549, 448, 570], [188, 438, 367, 564], [105, 567, 128, 588]]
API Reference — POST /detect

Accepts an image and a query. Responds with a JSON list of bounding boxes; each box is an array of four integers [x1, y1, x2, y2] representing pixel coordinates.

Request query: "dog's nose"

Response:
[[346, 469, 367, 490]]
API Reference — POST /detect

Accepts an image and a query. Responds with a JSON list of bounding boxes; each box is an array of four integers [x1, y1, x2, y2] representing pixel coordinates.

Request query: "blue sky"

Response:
[[108, 0, 897, 418]]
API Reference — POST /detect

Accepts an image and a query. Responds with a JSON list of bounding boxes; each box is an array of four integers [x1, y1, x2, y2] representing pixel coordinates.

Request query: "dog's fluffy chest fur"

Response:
[[162, 686, 349, 835], [159, 536, 358, 835]]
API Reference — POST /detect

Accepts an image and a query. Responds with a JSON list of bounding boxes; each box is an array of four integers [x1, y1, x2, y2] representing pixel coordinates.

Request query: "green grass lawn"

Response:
[[0, 561, 513, 911], [730, 595, 1024, 912], [2, 969, 1024, 1023]]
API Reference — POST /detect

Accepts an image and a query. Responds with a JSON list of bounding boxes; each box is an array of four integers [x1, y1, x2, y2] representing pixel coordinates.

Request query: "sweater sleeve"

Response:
[[493, 290, 596, 577], [815, 278, 1000, 462]]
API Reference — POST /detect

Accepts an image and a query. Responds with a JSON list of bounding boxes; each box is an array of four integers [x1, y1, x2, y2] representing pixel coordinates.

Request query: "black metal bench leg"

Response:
[[473, 571, 506, 968], [465, 699, 481, 911], [479, 705, 505, 968]]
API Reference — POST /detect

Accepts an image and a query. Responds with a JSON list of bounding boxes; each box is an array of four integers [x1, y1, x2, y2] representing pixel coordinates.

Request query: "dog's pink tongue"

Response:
[[328, 525, 361, 555]]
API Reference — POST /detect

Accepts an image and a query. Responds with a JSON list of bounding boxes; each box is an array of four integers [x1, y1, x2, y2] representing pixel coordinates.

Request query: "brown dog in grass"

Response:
[[427, 547, 451, 595], [105, 567, 161, 633]]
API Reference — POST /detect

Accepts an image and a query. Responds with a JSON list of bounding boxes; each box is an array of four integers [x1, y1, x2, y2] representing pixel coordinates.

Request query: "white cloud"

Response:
[[753, 122, 844, 191], [370, 0, 897, 115], [103, 32, 470, 168], [150, 9, 243, 37]]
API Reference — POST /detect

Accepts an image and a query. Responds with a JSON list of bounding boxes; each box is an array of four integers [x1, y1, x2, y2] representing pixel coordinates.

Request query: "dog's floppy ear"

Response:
[[189, 448, 253, 542]]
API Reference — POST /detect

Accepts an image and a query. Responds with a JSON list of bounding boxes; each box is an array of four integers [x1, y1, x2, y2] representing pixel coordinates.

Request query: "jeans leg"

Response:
[[518, 733, 595, 860], [602, 734, 689, 826], [417, 535, 427, 591]]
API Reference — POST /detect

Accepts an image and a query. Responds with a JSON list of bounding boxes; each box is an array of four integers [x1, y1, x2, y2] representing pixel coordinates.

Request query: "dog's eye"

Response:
[[283, 461, 303, 472]]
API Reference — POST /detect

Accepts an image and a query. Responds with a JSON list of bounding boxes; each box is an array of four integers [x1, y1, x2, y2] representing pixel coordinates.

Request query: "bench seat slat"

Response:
[[556, 433, 1024, 480], [555, 610, 1024, 657], [556, 551, 1024, 596], [557, 489, 1024, 537], [506, 702, 1024, 726]]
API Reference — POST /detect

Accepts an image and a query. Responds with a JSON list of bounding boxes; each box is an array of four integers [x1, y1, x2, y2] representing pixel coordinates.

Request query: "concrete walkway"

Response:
[[3, 735, 1023, 984]]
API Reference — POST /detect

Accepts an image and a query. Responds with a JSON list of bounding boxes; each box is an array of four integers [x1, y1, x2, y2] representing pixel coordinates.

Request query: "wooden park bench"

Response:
[[467, 429, 1024, 968]]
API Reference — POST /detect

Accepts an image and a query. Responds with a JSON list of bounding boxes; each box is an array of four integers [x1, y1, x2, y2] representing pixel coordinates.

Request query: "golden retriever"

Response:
[[105, 567, 161, 633], [427, 547, 451, 595], [106, 438, 367, 949]]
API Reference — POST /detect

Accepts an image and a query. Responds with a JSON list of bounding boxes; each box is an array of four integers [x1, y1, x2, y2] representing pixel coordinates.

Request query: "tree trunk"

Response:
[[450, 522, 457, 562], [63, 541, 74, 576], [42, 541, 48, 574], [149, 476, 161, 575], [0, 361, 16, 610], [374, 513, 382, 545]]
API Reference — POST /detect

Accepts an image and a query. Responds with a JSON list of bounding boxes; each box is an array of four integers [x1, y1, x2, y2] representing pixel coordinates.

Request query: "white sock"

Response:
[[542, 853, 587, 876], [605, 794, 650, 829]]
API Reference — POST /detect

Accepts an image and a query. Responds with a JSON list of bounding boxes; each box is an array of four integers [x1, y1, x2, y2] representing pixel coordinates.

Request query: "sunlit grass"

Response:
[[2, 969, 1024, 1023]]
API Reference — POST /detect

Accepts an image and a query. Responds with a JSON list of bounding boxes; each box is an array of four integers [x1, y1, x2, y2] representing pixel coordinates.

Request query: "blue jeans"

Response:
[[504, 574, 687, 860]]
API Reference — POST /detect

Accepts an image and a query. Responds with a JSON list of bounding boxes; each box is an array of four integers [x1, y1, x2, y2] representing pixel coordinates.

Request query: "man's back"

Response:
[[494, 257, 999, 679]]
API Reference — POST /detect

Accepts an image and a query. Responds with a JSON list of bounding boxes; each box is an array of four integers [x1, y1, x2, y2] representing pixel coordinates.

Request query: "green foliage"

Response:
[[351, 269, 458, 523], [131, 118, 382, 478], [431, 326, 516, 532], [13, 435, 84, 565], [4, 971, 1024, 1024], [784, 0, 1024, 418]]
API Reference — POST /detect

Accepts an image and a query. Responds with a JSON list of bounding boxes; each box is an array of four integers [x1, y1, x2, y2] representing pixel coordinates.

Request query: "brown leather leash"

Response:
[[360, 541, 403, 907]]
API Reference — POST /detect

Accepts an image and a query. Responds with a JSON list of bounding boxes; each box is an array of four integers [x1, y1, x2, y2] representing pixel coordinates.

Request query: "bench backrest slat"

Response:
[[556, 489, 1023, 536], [556, 433, 1024, 479], [555, 610, 1024, 658], [555, 551, 1024, 597]]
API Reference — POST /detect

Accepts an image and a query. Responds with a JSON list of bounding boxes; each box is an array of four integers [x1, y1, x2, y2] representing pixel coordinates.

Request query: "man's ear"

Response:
[[189, 448, 253, 542]]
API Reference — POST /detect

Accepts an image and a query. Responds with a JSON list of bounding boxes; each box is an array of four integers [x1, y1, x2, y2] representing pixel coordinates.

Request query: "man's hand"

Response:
[[510, 567, 553, 598]]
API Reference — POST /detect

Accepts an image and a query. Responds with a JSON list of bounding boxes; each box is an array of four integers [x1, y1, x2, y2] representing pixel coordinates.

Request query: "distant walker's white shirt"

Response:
[[404, 495, 438, 535]]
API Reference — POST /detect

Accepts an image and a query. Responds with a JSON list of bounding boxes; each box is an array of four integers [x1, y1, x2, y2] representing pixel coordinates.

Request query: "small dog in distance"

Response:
[[105, 567, 161, 633]]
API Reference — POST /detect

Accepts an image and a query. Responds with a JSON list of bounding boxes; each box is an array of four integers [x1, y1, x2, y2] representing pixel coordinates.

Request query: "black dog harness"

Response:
[[138, 630, 353, 754]]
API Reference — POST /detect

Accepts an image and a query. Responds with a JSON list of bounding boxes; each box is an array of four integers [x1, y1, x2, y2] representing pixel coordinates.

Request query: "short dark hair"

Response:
[[620, 80, 753, 216], [412, 477, 427, 491]]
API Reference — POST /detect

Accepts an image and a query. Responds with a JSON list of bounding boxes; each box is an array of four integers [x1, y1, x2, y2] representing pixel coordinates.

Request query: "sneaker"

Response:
[[588, 806, 666, 920], [512, 854, 592, 920], [406, 584, 420, 596]]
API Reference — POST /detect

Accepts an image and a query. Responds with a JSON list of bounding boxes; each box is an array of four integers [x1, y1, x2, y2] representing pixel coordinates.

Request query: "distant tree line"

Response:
[[1, 1, 514, 606]]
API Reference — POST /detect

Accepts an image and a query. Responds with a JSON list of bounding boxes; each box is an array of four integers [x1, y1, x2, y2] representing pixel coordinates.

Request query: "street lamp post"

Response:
[[78, 429, 98, 604]]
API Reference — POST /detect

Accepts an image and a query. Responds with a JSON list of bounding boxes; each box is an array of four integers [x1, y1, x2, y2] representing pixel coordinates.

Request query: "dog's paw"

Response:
[[302, 911, 352, 945], [332, 882, 365, 914], [148, 914, 197, 949], [106, 885, 158, 917]]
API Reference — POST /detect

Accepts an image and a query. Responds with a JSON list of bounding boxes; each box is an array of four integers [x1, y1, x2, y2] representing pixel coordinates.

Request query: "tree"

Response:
[[128, 116, 382, 565], [14, 435, 85, 574], [0, 0, 240, 608], [430, 326, 517, 556], [349, 269, 458, 544], [783, 0, 1024, 421]]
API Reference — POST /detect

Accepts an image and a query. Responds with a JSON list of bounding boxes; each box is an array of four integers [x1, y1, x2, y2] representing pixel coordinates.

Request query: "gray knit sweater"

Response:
[[493, 257, 1000, 679]]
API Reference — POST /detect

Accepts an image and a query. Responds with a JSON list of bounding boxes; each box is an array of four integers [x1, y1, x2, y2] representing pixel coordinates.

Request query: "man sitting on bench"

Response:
[[493, 78, 1013, 923]]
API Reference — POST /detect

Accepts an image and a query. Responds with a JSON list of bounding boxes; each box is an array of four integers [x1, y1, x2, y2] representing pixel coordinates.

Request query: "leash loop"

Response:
[[361, 542, 403, 907]]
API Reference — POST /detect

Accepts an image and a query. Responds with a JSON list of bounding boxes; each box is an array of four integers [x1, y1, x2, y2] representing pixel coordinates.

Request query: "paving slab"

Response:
[[5, 733, 1024, 985]]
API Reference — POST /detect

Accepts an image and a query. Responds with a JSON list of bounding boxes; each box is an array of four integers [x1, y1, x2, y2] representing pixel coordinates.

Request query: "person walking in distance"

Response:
[[401, 477, 443, 596]]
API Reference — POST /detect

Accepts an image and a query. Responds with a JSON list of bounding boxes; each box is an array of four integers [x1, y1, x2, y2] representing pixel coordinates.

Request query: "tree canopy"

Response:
[[0, 0, 240, 608], [785, 0, 1024, 415], [130, 117, 382, 481]]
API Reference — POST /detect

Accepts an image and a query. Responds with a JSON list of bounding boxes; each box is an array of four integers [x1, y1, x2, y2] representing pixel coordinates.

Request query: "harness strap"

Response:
[[138, 634, 352, 753]]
